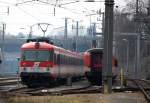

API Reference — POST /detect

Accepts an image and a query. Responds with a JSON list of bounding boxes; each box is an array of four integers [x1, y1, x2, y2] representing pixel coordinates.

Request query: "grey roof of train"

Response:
[[86, 48, 103, 53]]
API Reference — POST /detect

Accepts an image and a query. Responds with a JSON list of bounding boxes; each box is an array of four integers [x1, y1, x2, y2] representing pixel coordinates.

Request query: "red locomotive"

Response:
[[84, 48, 118, 85], [19, 38, 84, 87]]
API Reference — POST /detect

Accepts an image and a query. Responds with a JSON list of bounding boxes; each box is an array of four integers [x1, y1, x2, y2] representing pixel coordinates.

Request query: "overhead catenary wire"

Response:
[[0, 0, 43, 23], [38, 0, 84, 14], [0, 0, 102, 16], [0, 0, 102, 34], [0, 0, 15, 6], [15, 0, 34, 6], [16, 6, 42, 22], [59, 1, 80, 6], [15, 0, 99, 15]]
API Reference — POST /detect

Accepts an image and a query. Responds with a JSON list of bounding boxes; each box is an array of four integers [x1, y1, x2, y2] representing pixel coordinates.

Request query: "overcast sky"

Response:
[[0, 0, 126, 36]]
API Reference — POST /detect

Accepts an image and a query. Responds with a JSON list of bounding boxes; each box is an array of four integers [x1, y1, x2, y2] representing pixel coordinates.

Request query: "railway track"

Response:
[[28, 85, 101, 96], [0, 77, 19, 87], [129, 79, 150, 103], [4, 80, 103, 96], [0, 77, 18, 81]]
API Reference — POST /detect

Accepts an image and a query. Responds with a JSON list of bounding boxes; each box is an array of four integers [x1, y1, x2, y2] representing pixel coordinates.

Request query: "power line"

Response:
[[15, 0, 34, 6], [16, 6, 42, 22], [59, 1, 80, 6], [0, 0, 15, 5], [15, 0, 98, 15]]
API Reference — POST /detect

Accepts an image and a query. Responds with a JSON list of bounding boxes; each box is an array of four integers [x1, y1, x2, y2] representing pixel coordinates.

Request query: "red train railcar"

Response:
[[84, 48, 118, 85], [19, 38, 84, 87]]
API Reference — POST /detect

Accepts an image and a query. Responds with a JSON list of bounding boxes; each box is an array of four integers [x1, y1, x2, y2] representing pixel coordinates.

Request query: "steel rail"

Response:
[[0, 80, 20, 86], [133, 80, 150, 103], [0, 77, 18, 81]]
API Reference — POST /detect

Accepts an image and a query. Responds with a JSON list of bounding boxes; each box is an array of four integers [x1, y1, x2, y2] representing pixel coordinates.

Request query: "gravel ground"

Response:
[[1, 92, 147, 103]]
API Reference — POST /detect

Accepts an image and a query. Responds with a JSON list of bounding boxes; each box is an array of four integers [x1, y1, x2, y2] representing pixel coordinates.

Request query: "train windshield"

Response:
[[22, 50, 53, 61]]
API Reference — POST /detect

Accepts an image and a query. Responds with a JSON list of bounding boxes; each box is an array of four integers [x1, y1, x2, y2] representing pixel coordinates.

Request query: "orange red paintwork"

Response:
[[21, 42, 54, 50], [20, 61, 54, 67], [83, 52, 118, 69]]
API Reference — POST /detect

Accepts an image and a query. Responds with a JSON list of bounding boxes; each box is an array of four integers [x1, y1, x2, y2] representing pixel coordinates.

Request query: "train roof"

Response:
[[21, 42, 83, 58], [86, 48, 103, 53], [26, 37, 53, 44], [21, 42, 53, 50]]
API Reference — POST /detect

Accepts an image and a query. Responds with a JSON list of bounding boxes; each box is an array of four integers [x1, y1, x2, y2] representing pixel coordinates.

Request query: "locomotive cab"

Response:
[[20, 41, 55, 87], [20, 38, 84, 87]]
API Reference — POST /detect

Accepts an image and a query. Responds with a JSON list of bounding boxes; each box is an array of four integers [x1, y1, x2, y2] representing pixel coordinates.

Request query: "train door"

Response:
[[90, 51, 103, 85], [91, 52, 103, 70]]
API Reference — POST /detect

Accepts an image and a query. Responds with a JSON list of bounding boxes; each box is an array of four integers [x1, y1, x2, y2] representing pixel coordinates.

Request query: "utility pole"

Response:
[[76, 21, 79, 52], [93, 23, 96, 36], [103, 0, 114, 94], [64, 18, 68, 49], [92, 23, 96, 48], [2, 23, 6, 54], [136, 33, 140, 78], [72, 20, 83, 51], [135, 0, 141, 78], [127, 41, 129, 74], [100, 12, 105, 48], [136, 0, 139, 16], [0, 23, 6, 65], [29, 26, 32, 39], [102, 12, 105, 36], [122, 39, 129, 75], [148, 0, 150, 16]]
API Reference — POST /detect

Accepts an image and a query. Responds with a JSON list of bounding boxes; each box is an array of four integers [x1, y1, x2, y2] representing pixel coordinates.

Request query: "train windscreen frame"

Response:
[[22, 50, 53, 61]]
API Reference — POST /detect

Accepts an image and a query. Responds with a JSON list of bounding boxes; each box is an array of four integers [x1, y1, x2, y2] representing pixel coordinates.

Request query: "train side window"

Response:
[[63, 55, 65, 64], [50, 51, 54, 61], [80, 59, 82, 65], [63, 55, 66, 64], [57, 54, 60, 64], [73, 58, 75, 65], [68, 57, 70, 65], [70, 57, 72, 65], [66, 55, 67, 64], [66, 56, 67, 64], [64, 55, 65, 64], [72, 57, 74, 65], [69, 57, 71, 65], [72, 58, 73, 65], [75, 58, 77, 65], [75, 58, 76, 65], [53, 53, 56, 63], [59, 54, 62, 64], [22, 52, 25, 60], [61, 55, 63, 64]]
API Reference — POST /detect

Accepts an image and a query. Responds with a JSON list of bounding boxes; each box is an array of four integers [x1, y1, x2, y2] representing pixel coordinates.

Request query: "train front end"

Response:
[[20, 42, 55, 87]]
